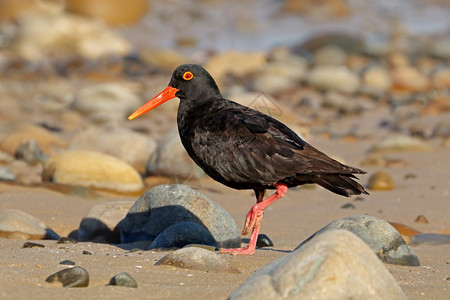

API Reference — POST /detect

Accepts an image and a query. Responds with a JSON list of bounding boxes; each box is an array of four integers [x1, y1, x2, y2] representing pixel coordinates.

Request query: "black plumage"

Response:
[[129, 64, 368, 255]]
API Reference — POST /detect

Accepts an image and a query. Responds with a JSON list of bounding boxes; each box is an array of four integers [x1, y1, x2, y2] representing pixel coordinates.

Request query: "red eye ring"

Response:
[[182, 71, 194, 80]]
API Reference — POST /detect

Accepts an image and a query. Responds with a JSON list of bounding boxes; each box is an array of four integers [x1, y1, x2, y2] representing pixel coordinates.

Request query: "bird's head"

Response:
[[128, 64, 221, 120]]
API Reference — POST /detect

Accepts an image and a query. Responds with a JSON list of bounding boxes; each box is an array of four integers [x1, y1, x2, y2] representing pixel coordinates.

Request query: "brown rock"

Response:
[[205, 51, 266, 84], [0, 209, 59, 240], [414, 215, 429, 224], [44, 150, 144, 193], [66, 0, 149, 26], [391, 66, 429, 92], [0, 123, 66, 155], [367, 171, 395, 191], [69, 125, 156, 173], [389, 222, 422, 244], [283, 0, 350, 18]]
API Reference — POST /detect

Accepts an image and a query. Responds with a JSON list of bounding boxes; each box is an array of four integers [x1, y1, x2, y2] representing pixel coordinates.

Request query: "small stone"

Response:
[[149, 222, 218, 250], [108, 272, 137, 288], [45, 266, 89, 288], [256, 234, 273, 248], [391, 66, 429, 92], [57, 237, 78, 244], [409, 233, 450, 246], [60, 260, 75, 266], [14, 139, 47, 165], [367, 171, 395, 191], [43, 150, 144, 193], [22, 242, 45, 248], [414, 215, 429, 224], [229, 230, 407, 300], [404, 173, 416, 180], [307, 65, 360, 93], [361, 65, 392, 96], [431, 67, 450, 89], [0, 209, 59, 240], [314, 45, 347, 66], [156, 247, 240, 274], [296, 215, 420, 266], [78, 200, 134, 243], [82, 250, 92, 255], [340, 203, 355, 209], [370, 135, 433, 153], [119, 184, 241, 248], [0, 166, 16, 181]]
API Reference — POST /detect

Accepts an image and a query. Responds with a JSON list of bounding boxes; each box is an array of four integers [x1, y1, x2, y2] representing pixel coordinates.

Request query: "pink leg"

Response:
[[220, 183, 288, 255]]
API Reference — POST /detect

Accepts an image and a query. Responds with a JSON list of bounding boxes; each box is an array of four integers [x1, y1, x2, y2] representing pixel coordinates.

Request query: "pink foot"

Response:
[[219, 245, 256, 255]]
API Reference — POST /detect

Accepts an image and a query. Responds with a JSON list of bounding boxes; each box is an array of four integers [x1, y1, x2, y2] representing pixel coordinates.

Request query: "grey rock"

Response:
[[149, 221, 218, 250], [108, 272, 137, 288], [78, 200, 134, 243], [156, 247, 240, 273], [119, 184, 241, 248], [229, 230, 407, 300], [146, 128, 204, 179], [409, 233, 450, 246], [0, 209, 59, 240], [45, 266, 89, 288], [296, 215, 420, 266], [73, 83, 141, 123]]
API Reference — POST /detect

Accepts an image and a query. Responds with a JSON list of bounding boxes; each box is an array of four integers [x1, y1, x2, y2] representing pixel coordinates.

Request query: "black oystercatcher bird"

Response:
[[129, 64, 368, 255]]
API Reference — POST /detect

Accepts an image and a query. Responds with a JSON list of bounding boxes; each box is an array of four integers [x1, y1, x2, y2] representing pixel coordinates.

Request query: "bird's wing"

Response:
[[189, 103, 361, 186]]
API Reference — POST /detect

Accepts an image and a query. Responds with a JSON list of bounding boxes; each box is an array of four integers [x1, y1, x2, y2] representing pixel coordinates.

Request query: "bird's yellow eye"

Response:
[[182, 71, 194, 80]]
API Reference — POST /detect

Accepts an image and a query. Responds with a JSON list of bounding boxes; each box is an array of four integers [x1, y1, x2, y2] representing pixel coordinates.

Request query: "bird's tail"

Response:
[[313, 174, 368, 197]]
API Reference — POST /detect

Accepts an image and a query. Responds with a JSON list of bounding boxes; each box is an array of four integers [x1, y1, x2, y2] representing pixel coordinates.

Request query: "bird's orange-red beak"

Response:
[[128, 86, 179, 120]]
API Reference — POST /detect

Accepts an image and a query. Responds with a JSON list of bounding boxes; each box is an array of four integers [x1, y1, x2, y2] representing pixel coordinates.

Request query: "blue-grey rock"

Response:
[[108, 272, 137, 288], [409, 233, 450, 246], [149, 221, 218, 250], [156, 247, 240, 273], [229, 230, 407, 300], [296, 215, 420, 266], [45, 266, 89, 288], [119, 184, 241, 248]]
